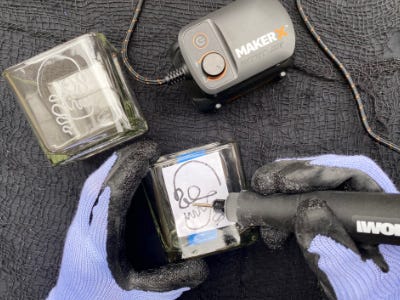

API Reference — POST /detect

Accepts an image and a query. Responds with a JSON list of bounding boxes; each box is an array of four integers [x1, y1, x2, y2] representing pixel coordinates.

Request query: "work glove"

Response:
[[47, 141, 208, 300], [252, 154, 400, 300]]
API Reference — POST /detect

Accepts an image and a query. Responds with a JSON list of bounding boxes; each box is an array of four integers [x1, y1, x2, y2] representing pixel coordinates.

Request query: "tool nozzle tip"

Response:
[[212, 199, 226, 213]]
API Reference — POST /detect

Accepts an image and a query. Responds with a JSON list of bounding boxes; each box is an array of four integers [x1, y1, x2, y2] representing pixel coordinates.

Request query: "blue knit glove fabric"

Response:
[[47, 152, 190, 300], [305, 155, 400, 300]]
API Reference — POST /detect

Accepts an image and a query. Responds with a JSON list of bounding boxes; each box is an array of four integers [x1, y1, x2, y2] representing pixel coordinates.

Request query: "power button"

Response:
[[193, 33, 208, 49]]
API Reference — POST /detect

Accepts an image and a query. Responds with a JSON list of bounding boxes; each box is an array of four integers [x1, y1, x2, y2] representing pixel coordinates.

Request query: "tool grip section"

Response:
[[227, 191, 400, 246]]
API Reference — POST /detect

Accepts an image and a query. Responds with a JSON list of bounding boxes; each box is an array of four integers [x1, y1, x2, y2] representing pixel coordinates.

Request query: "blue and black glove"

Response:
[[48, 141, 208, 300], [252, 155, 400, 300]]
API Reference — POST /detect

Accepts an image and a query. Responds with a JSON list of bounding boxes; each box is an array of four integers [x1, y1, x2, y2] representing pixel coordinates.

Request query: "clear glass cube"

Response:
[[146, 142, 258, 261], [3, 33, 147, 165]]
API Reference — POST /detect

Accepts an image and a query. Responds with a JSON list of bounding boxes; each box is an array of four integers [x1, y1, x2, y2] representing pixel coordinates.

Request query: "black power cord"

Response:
[[123, 0, 400, 153], [296, 0, 400, 153], [121, 0, 187, 85]]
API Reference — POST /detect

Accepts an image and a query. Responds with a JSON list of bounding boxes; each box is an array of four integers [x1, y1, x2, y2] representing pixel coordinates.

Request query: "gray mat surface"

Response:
[[1, 0, 400, 299]]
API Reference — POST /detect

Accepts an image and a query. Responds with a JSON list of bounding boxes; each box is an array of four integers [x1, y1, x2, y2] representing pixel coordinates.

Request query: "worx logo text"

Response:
[[356, 220, 400, 236]]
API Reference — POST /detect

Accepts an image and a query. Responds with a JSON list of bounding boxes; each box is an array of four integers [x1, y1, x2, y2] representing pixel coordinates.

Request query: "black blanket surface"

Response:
[[1, 0, 400, 299]]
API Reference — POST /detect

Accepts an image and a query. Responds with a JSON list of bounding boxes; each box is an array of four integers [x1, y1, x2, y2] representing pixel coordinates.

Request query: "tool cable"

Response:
[[297, 0, 400, 153], [121, 0, 187, 85]]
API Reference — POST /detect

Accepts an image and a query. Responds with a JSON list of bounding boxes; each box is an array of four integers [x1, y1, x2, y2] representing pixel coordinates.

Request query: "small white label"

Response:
[[162, 152, 234, 237]]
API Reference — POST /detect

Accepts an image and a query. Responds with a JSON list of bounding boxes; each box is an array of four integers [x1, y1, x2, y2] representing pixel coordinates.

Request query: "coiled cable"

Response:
[[296, 0, 400, 153], [121, 0, 187, 85]]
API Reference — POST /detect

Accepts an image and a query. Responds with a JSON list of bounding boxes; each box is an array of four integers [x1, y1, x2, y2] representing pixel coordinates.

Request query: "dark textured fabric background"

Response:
[[1, 0, 400, 299]]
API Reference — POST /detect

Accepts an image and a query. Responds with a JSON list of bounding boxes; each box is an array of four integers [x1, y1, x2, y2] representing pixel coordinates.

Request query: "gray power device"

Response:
[[169, 0, 296, 112]]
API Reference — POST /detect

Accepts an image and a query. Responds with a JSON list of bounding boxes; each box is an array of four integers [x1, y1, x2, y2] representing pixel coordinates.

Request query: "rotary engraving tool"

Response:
[[194, 191, 400, 246]]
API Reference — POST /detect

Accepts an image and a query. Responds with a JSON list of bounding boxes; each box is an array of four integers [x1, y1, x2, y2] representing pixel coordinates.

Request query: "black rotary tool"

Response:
[[193, 191, 400, 246]]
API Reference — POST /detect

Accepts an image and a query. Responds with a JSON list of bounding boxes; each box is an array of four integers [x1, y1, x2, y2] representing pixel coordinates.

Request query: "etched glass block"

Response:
[[3, 33, 147, 165]]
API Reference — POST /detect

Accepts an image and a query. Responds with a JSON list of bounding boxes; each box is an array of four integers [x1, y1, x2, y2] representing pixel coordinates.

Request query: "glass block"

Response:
[[3, 33, 148, 165], [147, 142, 258, 261]]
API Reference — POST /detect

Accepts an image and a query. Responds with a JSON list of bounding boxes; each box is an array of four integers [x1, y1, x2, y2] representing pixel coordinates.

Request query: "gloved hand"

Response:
[[251, 154, 400, 300], [47, 141, 208, 300]]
